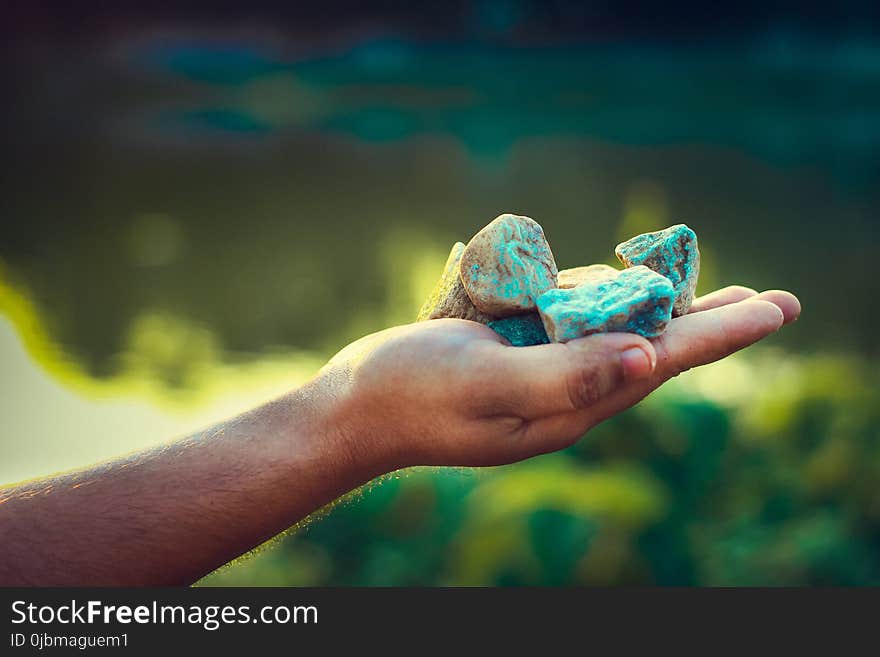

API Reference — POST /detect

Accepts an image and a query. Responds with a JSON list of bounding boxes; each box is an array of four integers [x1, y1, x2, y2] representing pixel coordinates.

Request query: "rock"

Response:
[[460, 214, 558, 317], [417, 242, 496, 323], [557, 264, 619, 289], [614, 223, 700, 316], [536, 265, 675, 341], [488, 314, 550, 347]]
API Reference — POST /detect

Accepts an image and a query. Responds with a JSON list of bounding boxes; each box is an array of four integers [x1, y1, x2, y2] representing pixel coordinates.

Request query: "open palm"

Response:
[[321, 286, 800, 471]]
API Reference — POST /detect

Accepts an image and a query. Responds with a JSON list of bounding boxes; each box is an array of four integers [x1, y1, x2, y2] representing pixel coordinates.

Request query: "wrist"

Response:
[[288, 369, 402, 486]]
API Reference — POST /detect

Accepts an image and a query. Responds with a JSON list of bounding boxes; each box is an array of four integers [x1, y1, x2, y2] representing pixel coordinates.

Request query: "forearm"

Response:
[[0, 377, 383, 586]]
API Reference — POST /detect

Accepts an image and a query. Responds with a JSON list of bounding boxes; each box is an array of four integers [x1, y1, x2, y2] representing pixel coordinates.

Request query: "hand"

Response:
[[318, 287, 800, 471]]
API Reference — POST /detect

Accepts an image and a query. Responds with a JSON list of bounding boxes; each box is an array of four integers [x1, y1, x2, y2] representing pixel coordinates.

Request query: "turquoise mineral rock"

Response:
[[460, 213, 558, 317], [488, 313, 550, 346], [614, 223, 700, 316], [536, 265, 675, 342]]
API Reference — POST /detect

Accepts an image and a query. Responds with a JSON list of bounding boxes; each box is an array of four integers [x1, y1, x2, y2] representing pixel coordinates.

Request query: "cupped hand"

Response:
[[318, 287, 800, 472]]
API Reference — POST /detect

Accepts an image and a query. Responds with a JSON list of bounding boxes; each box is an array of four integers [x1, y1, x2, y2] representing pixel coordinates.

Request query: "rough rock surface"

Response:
[[488, 313, 550, 347], [536, 265, 675, 341], [614, 223, 699, 316], [417, 242, 496, 323], [460, 214, 558, 317], [558, 264, 619, 289]]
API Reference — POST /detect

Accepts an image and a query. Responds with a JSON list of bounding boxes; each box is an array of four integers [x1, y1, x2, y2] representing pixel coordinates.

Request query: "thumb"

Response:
[[489, 332, 657, 419]]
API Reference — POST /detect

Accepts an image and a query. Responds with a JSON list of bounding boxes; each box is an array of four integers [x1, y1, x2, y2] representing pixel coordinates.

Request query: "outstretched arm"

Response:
[[0, 287, 799, 586]]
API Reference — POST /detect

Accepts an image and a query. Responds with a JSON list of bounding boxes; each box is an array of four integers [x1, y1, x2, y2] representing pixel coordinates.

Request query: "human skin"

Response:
[[0, 286, 800, 586]]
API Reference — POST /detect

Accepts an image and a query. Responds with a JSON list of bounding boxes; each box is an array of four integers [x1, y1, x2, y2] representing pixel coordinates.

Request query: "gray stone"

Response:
[[536, 265, 675, 342], [558, 264, 619, 289], [460, 214, 558, 317], [417, 242, 496, 323], [614, 223, 700, 316]]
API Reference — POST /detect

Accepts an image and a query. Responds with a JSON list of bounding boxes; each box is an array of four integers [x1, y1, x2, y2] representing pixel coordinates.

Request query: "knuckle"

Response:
[[652, 333, 681, 376], [652, 333, 672, 366], [566, 361, 607, 409], [651, 333, 683, 380], [494, 414, 527, 435]]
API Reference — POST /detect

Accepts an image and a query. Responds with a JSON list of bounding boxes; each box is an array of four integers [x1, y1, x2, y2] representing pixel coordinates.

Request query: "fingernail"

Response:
[[620, 347, 653, 380]]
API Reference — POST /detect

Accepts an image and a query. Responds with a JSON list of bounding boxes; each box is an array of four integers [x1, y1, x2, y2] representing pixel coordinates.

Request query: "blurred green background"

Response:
[[2, 2, 879, 585]]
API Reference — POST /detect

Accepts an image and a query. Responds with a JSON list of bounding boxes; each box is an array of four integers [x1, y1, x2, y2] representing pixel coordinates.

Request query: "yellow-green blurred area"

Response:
[[2, 3, 880, 585]]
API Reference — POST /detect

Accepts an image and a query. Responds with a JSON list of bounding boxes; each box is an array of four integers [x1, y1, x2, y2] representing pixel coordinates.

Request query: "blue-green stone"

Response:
[[536, 266, 675, 341], [614, 223, 700, 316], [488, 314, 550, 346]]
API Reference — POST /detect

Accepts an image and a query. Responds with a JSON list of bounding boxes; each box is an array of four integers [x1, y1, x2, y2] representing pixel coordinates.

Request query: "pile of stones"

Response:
[[417, 214, 700, 346]]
